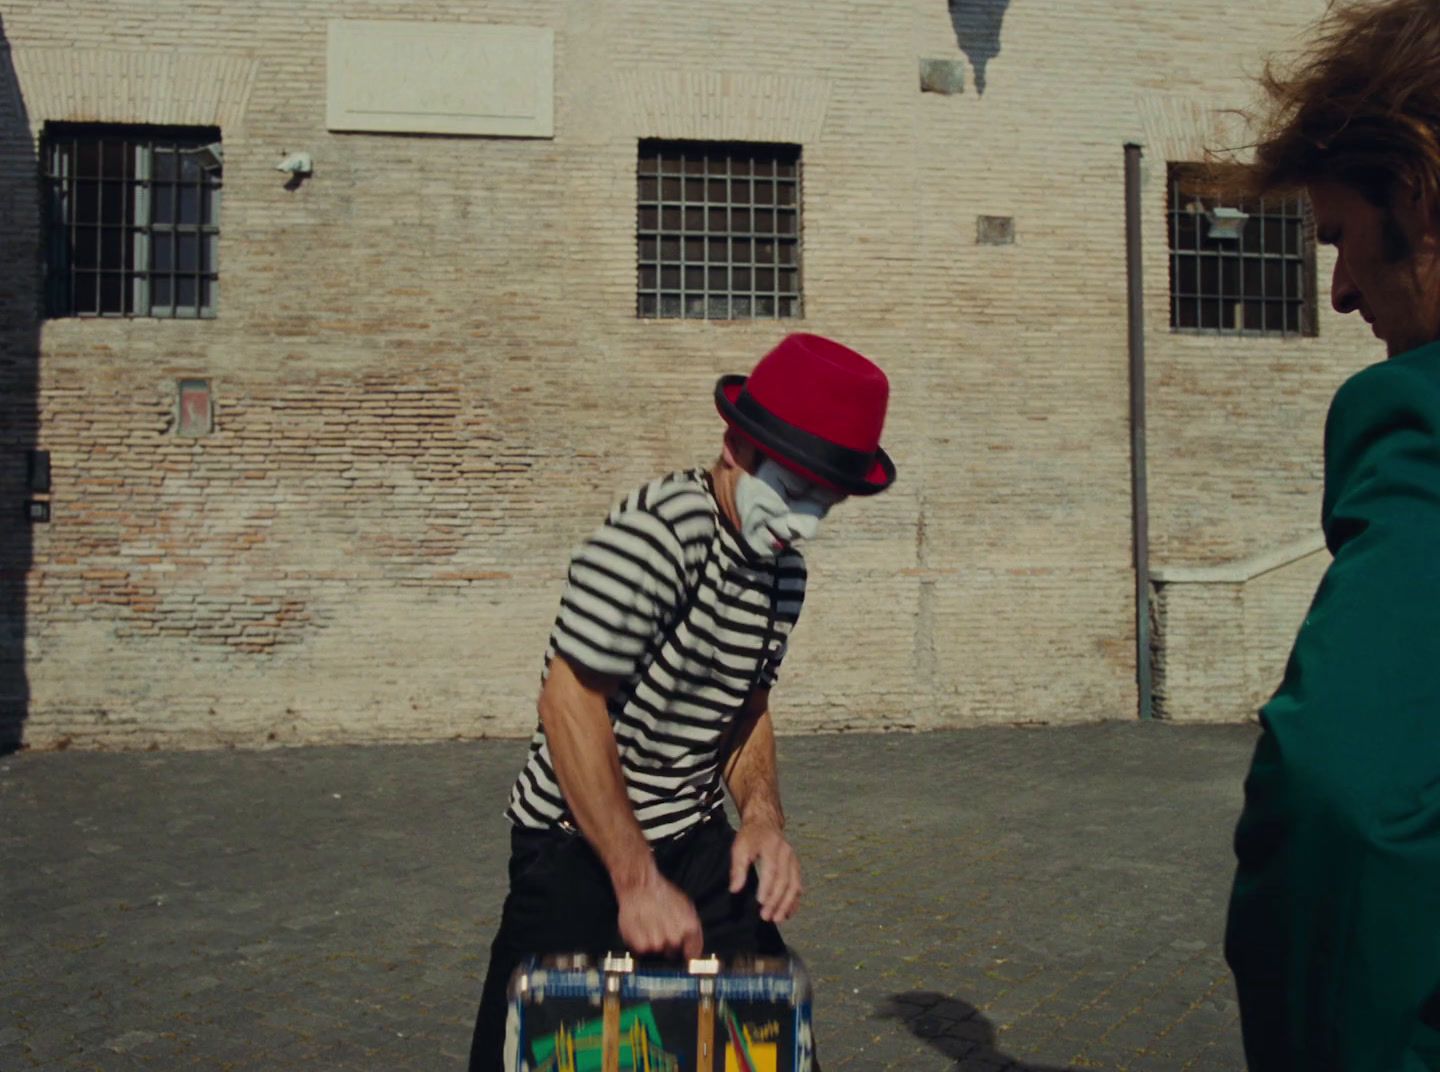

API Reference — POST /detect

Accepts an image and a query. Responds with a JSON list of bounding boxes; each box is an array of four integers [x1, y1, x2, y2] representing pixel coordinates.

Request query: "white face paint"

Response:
[[734, 457, 843, 559]]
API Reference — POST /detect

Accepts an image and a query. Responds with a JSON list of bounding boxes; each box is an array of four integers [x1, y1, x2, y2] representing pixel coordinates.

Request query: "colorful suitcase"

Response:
[[505, 953, 814, 1072]]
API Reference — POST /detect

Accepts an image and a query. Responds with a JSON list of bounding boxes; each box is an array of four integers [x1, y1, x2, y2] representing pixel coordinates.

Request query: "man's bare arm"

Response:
[[538, 655, 702, 955], [722, 688, 803, 922], [722, 687, 785, 830]]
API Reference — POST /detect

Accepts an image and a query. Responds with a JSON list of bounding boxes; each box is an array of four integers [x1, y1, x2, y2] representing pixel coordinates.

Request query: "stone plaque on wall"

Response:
[[326, 21, 554, 137]]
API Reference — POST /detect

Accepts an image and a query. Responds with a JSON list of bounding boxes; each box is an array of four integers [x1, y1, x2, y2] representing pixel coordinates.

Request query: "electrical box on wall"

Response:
[[26, 450, 51, 523], [28, 449, 50, 492]]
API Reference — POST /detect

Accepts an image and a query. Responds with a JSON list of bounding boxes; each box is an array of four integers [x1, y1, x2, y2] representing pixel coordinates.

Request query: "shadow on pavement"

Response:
[[878, 990, 1073, 1071]]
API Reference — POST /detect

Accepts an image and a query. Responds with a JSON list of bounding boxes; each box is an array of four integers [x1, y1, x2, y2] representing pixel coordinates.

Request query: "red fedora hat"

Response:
[[715, 333, 896, 496]]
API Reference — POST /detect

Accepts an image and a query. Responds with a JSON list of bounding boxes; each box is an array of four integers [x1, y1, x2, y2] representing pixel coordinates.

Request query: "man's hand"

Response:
[[729, 819, 803, 923], [538, 657, 702, 956], [616, 872, 703, 958]]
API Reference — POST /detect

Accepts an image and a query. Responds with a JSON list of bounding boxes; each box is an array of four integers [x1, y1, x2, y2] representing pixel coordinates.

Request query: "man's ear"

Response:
[[1421, 185, 1440, 250], [721, 430, 740, 468], [722, 428, 757, 470], [1400, 182, 1440, 249]]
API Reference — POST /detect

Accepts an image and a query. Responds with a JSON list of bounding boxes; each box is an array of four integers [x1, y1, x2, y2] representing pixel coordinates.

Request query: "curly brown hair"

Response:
[[1250, 0, 1440, 209]]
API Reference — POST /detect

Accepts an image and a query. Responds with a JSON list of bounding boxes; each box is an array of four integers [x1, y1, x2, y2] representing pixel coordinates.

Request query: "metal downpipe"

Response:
[[1124, 143, 1154, 720]]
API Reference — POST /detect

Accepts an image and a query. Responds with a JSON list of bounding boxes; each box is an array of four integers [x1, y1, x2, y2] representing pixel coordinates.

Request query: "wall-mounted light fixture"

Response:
[[189, 142, 224, 172], [276, 150, 314, 191], [1205, 206, 1249, 241], [275, 151, 314, 177]]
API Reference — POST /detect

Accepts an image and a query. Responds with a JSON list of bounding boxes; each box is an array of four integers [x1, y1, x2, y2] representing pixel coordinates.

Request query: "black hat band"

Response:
[[734, 388, 876, 485]]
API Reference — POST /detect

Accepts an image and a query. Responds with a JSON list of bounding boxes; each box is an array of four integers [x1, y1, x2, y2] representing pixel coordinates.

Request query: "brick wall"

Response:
[[0, 0, 1365, 749], [1151, 540, 1329, 722]]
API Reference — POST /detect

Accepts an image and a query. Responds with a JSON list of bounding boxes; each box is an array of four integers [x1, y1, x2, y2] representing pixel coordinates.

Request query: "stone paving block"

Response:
[[1, 724, 1257, 1070]]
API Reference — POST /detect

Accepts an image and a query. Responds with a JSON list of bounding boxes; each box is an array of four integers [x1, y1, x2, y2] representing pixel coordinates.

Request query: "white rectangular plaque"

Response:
[[327, 20, 554, 137]]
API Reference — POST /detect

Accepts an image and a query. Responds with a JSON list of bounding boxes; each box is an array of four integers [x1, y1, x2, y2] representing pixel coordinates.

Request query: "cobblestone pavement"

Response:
[[1, 722, 1258, 1071]]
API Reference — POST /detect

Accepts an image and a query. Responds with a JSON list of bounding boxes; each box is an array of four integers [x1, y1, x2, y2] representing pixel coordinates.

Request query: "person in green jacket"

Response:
[[1226, 1, 1440, 1068]]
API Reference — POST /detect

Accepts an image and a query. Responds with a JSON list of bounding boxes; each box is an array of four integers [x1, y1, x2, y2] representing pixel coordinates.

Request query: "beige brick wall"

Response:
[[1152, 540, 1329, 722], [0, 0, 1372, 749]]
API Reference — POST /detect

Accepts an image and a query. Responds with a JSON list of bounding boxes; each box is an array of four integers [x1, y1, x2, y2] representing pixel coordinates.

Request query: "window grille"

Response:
[[1168, 163, 1316, 336], [43, 123, 222, 319], [637, 140, 802, 320]]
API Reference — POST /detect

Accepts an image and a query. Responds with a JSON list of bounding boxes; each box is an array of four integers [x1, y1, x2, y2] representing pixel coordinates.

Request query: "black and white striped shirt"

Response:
[[506, 468, 807, 843]]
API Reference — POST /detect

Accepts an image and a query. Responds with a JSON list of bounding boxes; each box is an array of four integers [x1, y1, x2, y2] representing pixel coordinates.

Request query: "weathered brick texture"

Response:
[[1151, 540, 1329, 722], [0, 0, 1369, 749]]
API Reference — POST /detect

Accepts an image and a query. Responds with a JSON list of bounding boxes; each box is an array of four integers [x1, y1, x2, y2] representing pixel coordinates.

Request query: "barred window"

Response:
[[43, 123, 222, 319], [637, 140, 802, 320], [1168, 163, 1316, 337]]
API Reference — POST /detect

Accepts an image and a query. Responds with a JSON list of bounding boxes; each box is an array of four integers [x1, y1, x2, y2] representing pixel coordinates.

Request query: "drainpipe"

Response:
[[1124, 142, 1154, 720]]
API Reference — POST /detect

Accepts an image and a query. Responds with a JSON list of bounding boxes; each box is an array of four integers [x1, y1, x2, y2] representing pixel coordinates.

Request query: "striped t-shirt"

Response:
[[505, 468, 807, 843]]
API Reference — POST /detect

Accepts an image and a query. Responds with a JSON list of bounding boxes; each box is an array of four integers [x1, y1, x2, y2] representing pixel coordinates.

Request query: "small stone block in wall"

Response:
[[977, 215, 1015, 245], [919, 58, 965, 95], [178, 380, 213, 436]]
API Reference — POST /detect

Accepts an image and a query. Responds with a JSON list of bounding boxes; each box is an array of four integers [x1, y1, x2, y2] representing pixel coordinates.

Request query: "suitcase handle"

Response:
[[597, 953, 726, 1072], [600, 952, 773, 976], [597, 952, 723, 976]]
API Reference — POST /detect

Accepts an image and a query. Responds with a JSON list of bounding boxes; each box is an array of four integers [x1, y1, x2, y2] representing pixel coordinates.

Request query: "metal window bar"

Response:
[[637, 139, 802, 320], [133, 143, 150, 315], [42, 123, 221, 320], [1302, 196, 1317, 334], [1166, 163, 1314, 337], [44, 141, 69, 316]]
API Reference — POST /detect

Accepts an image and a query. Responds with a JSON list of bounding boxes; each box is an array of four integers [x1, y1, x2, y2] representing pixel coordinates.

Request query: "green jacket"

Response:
[[1227, 340, 1440, 1071]]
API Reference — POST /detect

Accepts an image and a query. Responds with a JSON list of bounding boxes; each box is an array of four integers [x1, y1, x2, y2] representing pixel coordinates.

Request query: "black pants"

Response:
[[467, 814, 788, 1071]]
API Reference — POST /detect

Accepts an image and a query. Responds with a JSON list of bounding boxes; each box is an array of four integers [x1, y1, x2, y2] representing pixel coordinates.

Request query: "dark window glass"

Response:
[[43, 123, 221, 319], [1167, 163, 1315, 337], [636, 139, 802, 320]]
